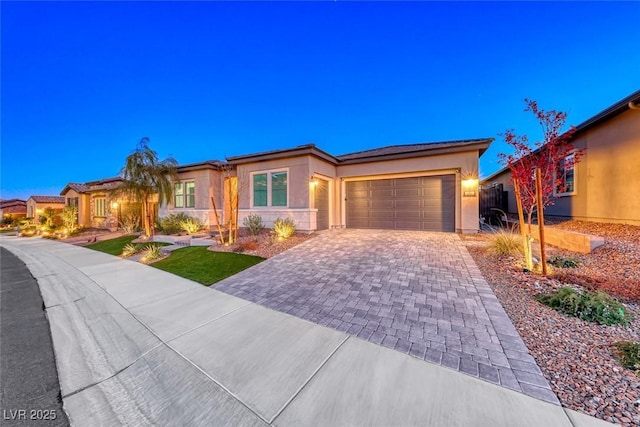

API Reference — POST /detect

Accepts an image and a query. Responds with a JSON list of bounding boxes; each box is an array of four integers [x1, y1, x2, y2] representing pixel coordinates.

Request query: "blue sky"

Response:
[[1, 1, 638, 200]]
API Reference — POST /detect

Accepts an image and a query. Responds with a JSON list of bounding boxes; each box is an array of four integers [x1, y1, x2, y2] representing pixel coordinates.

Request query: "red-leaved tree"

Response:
[[499, 99, 585, 270]]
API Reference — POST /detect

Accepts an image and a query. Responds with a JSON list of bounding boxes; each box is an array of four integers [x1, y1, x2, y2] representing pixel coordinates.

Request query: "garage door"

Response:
[[346, 175, 455, 232]]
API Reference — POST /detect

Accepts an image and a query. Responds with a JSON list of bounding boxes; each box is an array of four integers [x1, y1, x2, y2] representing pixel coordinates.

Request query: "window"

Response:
[[174, 181, 195, 208], [95, 197, 106, 217], [252, 170, 287, 207], [555, 154, 576, 196], [174, 183, 184, 208], [185, 182, 195, 208], [67, 197, 79, 208], [253, 174, 268, 207]]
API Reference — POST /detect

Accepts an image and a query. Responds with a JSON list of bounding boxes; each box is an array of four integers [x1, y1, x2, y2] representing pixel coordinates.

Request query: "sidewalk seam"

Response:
[[269, 335, 351, 424]]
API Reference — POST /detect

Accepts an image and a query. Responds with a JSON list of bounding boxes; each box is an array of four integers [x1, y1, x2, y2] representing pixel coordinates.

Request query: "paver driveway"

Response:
[[216, 229, 557, 403]]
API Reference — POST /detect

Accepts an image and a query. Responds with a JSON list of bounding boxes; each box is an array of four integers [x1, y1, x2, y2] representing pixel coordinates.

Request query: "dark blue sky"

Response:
[[2, 1, 638, 200]]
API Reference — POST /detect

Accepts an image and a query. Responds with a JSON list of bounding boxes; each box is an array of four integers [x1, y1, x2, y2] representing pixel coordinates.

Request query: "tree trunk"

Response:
[[513, 179, 533, 271], [142, 199, 151, 237], [535, 169, 548, 275]]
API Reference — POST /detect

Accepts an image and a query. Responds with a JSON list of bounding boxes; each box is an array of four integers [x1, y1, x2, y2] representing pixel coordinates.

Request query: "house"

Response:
[[482, 89, 640, 226], [0, 199, 27, 221], [60, 177, 125, 229], [160, 138, 493, 233], [26, 196, 65, 220]]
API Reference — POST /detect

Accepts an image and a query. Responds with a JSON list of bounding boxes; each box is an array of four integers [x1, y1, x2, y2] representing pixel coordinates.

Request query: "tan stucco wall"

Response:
[[236, 156, 311, 210], [26, 200, 65, 221], [545, 109, 640, 225], [335, 151, 481, 233], [63, 189, 92, 227]]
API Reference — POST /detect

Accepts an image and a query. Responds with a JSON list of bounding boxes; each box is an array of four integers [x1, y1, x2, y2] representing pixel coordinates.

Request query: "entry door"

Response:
[[314, 179, 330, 230]]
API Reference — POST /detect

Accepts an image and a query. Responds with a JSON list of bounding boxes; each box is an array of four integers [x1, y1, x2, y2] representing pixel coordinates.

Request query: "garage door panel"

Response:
[[371, 199, 394, 209], [370, 179, 393, 189], [395, 188, 423, 198], [346, 175, 455, 232]]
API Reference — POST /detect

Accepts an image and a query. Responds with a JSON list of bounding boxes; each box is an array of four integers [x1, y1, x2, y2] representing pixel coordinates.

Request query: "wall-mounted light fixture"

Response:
[[461, 173, 479, 197]]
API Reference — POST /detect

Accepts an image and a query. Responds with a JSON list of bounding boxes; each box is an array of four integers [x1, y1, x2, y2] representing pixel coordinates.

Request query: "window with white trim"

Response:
[[555, 154, 576, 196], [252, 170, 288, 207], [174, 181, 195, 208]]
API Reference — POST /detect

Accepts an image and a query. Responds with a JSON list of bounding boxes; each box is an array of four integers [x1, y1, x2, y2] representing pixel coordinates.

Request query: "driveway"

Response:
[[216, 229, 557, 403]]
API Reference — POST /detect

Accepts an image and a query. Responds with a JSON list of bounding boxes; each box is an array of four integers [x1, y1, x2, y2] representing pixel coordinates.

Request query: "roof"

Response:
[[573, 89, 640, 136], [61, 177, 123, 195], [336, 138, 493, 164], [0, 199, 27, 208], [29, 196, 65, 204], [227, 144, 337, 165], [481, 89, 640, 184], [177, 159, 228, 172], [227, 139, 493, 166]]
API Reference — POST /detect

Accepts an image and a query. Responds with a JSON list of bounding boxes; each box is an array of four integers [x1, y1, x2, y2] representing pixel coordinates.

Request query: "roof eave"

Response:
[[227, 145, 338, 165], [338, 140, 493, 165]]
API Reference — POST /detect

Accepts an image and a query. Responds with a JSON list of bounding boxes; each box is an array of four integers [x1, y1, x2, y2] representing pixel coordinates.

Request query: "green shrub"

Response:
[[272, 217, 296, 240], [536, 287, 628, 325], [160, 213, 191, 234], [121, 243, 142, 257], [62, 206, 78, 234], [243, 213, 264, 239], [142, 244, 164, 261], [548, 255, 581, 268], [614, 341, 640, 375], [180, 216, 203, 234], [488, 228, 523, 256]]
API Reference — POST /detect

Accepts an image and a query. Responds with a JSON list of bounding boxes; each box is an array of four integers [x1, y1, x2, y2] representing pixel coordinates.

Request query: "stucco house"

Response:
[[482, 89, 640, 226], [160, 138, 493, 233], [26, 196, 65, 220], [0, 199, 27, 221], [60, 177, 124, 229]]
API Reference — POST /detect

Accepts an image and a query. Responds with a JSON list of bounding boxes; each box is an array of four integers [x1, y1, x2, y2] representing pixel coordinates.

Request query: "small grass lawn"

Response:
[[86, 235, 140, 255], [151, 246, 264, 285], [0, 229, 17, 234]]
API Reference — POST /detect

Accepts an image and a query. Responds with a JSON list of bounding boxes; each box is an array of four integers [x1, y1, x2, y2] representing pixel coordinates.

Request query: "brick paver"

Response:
[[216, 229, 558, 404]]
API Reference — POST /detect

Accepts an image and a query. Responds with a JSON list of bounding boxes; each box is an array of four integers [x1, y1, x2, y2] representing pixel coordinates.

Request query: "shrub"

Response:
[[272, 217, 296, 240], [160, 213, 191, 235], [121, 243, 142, 257], [120, 211, 141, 234], [142, 244, 164, 261], [614, 341, 640, 375], [61, 206, 79, 234], [488, 228, 523, 256], [536, 287, 628, 325], [180, 216, 203, 234], [548, 255, 581, 268], [243, 214, 264, 239]]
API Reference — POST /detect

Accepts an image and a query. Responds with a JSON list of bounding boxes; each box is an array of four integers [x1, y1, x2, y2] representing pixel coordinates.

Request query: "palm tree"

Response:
[[117, 137, 178, 237]]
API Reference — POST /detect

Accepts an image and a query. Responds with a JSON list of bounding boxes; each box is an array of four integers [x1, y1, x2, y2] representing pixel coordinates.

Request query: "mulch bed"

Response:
[[209, 229, 316, 259], [462, 220, 640, 426]]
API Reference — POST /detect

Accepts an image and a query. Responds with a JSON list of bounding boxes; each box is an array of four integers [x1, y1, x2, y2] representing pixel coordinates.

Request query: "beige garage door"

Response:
[[346, 175, 455, 232]]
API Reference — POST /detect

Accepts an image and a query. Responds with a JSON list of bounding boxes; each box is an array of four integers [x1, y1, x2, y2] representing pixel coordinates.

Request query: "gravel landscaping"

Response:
[[210, 229, 316, 259], [462, 220, 640, 426]]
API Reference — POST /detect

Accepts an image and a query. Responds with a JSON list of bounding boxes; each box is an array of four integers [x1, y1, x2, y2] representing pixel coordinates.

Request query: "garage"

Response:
[[346, 174, 455, 232]]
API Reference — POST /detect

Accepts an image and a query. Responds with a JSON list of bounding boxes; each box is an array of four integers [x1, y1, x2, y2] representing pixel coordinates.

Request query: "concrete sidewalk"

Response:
[[0, 236, 614, 426]]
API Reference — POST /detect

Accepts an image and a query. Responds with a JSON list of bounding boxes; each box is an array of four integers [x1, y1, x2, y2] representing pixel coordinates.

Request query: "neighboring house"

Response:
[[158, 160, 230, 228], [60, 177, 124, 229], [482, 89, 640, 226], [0, 199, 27, 221], [160, 138, 493, 233], [26, 196, 65, 220]]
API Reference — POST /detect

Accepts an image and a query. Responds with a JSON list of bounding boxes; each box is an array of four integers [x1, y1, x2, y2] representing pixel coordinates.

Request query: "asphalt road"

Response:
[[0, 247, 69, 426]]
